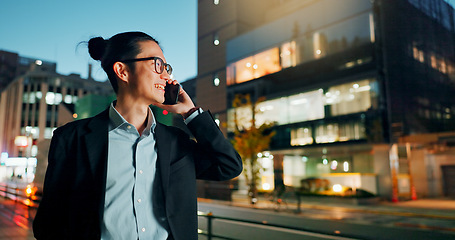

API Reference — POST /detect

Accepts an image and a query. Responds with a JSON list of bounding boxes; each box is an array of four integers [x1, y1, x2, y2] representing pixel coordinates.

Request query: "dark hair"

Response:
[[88, 31, 158, 93]]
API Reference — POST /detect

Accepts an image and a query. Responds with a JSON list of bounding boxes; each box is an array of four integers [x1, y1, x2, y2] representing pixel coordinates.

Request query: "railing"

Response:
[[197, 210, 349, 240], [0, 182, 40, 220]]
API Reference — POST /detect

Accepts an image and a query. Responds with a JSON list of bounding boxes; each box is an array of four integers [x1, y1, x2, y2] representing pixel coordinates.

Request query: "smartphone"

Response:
[[163, 82, 180, 105]]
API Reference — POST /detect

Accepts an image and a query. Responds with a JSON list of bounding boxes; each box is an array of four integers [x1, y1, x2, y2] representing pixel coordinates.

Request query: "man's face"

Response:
[[127, 40, 171, 105]]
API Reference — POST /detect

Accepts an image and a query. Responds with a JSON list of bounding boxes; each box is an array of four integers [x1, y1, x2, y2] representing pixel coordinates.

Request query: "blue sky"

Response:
[[0, 0, 197, 82]]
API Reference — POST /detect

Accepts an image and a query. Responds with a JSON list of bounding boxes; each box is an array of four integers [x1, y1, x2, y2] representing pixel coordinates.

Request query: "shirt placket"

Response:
[[134, 133, 149, 239]]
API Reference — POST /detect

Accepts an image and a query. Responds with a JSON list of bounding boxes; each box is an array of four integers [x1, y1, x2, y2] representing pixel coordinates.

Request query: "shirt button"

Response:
[[141, 228, 146, 232], [137, 199, 142, 203], [127, 125, 132, 129], [139, 170, 143, 174]]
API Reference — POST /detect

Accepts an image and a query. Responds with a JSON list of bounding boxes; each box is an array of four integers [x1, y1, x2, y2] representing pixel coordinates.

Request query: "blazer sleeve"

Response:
[[33, 128, 73, 239], [186, 111, 242, 181]]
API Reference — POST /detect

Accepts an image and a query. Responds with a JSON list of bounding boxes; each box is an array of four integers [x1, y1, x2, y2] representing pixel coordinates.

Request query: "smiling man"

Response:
[[33, 31, 243, 240]]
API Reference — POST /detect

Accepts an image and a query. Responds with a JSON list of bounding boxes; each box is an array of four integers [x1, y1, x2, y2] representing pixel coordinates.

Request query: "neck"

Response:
[[114, 95, 149, 134]]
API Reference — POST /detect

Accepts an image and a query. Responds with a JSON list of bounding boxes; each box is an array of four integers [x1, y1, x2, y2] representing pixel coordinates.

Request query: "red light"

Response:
[[163, 110, 168, 115]]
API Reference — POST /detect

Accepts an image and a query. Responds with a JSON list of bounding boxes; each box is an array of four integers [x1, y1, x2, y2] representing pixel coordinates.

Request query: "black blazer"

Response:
[[33, 108, 242, 240]]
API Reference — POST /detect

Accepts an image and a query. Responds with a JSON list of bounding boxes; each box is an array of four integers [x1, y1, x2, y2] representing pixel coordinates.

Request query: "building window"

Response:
[[315, 121, 365, 144], [45, 92, 62, 105], [281, 41, 297, 68], [313, 32, 328, 59], [290, 127, 313, 146], [325, 79, 376, 116], [227, 47, 281, 85], [228, 79, 376, 139]]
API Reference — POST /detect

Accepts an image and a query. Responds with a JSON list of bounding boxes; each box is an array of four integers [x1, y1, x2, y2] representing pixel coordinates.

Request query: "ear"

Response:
[[113, 62, 130, 83]]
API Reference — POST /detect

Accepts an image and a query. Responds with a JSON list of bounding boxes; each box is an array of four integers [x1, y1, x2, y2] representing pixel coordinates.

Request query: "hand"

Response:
[[153, 80, 196, 116]]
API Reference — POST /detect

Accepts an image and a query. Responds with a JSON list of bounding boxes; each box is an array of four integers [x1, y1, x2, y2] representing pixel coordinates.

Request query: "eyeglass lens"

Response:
[[154, 58, 172, 75]]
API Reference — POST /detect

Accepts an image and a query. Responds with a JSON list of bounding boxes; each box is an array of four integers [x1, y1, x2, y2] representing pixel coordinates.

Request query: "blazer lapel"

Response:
[[155, 123, 171, 195], [84, 109, 109, 177], [83, 109, 109, 223]]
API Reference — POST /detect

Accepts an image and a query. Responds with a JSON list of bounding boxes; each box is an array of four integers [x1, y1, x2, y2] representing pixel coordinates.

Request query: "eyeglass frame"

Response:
[[120, 56, 173, 75]]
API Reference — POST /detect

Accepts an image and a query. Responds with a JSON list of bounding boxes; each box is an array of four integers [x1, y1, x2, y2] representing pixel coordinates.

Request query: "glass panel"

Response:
[[281, 41, 297, 68], [255, 98, 288, 126], [288, 89, 325, 122], [227, 105, 253, 131], [290, 127, 313, 146], [235, 56, 254, 84], [315, 123, 339, 143], [283, 155, 307, 187], [253, 48, 281, 79], [226, 63, 235, 85], [326, 79, 372, 116]]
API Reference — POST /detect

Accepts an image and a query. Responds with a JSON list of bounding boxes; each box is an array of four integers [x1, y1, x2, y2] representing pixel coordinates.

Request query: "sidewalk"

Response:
[[199, 192, 455, 221]]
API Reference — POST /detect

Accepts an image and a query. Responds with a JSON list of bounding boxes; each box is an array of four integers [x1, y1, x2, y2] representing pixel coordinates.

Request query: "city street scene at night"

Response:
[[1, 0, 455, 239]]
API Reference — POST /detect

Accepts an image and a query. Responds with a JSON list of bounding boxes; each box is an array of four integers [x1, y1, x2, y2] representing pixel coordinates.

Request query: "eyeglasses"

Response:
[[121, 56, 173, 75]]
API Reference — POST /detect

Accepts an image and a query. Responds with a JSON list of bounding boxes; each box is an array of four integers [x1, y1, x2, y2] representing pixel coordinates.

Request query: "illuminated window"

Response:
[[227, 106, 253, 131], [44, 127, 57, 139], [45, 92, 62, 105], [255, 97, 288, 126], [288, 90, 325, 123], [253, 48, 281, 79], [281, 41, 297, 68], [214, 0, 219, 5], [325, 79, 375, 116], [315, 121, 365, 144], [227, 47, 281, 85], [283, 155, 307, 186], [313, 32, 328, 59], [290, 127, 313, 146], [258, 156, 275, 191], [412, 45, 424, 63], [315, 123, 339, 143]]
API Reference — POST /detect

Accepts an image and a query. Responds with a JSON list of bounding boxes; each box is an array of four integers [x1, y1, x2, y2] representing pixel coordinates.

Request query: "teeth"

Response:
[[154, 84, 165, 90]]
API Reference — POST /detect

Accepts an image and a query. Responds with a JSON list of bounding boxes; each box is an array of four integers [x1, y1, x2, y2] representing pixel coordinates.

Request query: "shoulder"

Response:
[[156, 122, 189, 138], [54, 109, 109, 137]]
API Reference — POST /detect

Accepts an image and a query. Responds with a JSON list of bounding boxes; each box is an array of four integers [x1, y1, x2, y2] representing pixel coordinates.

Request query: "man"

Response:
[[33, 32, 242, 240]]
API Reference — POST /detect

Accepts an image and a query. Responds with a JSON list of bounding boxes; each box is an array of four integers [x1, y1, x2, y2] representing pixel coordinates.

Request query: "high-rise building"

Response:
[[197, 0, 455, 199]]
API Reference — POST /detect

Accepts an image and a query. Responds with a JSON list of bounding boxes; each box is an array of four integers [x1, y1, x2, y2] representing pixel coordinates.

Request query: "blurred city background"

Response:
[[1, 0, 455, 239]]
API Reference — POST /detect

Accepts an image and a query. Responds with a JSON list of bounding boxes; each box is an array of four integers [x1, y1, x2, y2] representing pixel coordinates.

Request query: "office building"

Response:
[[197, 0, 455, 199], [0, 53, 112, 184]]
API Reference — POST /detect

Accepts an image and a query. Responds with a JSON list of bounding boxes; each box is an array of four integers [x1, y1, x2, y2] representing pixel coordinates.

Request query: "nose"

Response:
[[160, 70, 171, 81]]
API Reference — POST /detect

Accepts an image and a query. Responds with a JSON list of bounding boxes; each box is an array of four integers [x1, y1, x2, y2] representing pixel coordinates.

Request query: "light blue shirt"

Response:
[[101, 103, 167, 240]]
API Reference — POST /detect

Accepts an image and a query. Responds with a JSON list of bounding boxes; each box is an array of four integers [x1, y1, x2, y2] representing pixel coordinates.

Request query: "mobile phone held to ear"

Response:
[[163, 82, 180, 105]]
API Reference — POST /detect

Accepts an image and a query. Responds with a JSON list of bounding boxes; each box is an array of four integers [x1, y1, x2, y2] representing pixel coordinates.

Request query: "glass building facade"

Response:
[[221, 0, 455, 198]]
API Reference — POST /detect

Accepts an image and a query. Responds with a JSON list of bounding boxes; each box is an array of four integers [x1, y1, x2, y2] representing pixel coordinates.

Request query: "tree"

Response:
[[231, 94, 275, 205]]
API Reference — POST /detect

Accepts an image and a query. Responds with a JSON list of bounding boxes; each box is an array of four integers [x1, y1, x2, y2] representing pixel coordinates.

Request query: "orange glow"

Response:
[[25, 184, 37, 197], [23, 199, 32, 206], [14, 136, 28, 147]]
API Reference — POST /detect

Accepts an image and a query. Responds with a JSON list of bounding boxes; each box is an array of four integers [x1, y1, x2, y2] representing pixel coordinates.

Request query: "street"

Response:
[[197, 198, 455, 240], [1, 196, 455, 240]]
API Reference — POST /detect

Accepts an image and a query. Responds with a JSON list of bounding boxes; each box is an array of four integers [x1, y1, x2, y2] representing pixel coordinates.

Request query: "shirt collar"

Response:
[[109, 101, 156, 135]]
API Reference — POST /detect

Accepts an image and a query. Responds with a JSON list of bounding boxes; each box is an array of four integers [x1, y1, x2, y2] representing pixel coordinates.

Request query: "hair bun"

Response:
[[88, 37, 107, 61]]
